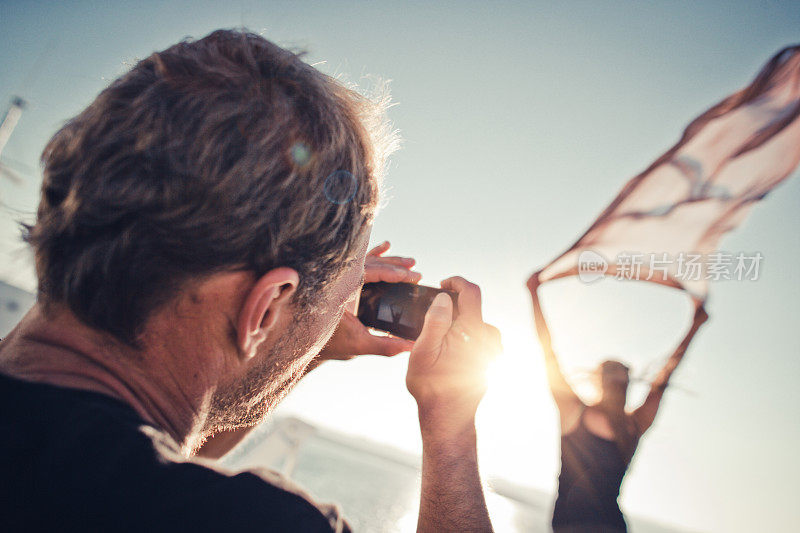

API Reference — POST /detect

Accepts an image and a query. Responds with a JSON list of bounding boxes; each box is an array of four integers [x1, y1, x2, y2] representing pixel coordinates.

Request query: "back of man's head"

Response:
[[25, 29, 396, 346]]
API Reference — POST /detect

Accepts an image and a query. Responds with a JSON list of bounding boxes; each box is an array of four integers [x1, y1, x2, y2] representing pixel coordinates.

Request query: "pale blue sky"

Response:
[[1, 2, 798, 532]]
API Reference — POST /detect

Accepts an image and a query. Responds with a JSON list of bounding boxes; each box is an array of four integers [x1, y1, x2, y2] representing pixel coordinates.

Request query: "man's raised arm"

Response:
[[406, 277, 501, 533]]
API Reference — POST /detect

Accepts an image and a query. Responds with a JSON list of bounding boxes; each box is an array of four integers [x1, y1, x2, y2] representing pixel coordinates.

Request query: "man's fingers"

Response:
[[376, 256, 416, 268], [440, 276, 482, 323], [365, 265, 422, 284], [368, 241, 391, 256], [413, 293, 453, 356], [365, 334, 415, 356]]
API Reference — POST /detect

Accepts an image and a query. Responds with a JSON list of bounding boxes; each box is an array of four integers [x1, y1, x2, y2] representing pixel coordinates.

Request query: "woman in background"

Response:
[[527, 274, 708, 533]]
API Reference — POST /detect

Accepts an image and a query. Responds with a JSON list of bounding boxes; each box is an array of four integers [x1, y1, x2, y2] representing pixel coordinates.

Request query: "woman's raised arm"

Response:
[[632, 305, 708, 434], [527, 273, 582, 414]]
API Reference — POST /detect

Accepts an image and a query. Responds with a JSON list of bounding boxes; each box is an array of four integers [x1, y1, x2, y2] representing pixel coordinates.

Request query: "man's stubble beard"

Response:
[[206, 299, 337, 433]]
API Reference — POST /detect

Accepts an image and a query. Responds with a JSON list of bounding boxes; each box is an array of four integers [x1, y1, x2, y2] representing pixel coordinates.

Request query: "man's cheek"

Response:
[[345, 289, 360, 315]]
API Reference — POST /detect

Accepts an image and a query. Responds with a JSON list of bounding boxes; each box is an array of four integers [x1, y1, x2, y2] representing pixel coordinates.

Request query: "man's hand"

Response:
[[407, 276, 500, 533], [317, 241, 419, 362], [407, 276, 501, 429]]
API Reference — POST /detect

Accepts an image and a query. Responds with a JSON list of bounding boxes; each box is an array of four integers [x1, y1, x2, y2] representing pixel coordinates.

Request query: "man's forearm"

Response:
[[417, 413, 492, 533], [406, 277, 498, 533]]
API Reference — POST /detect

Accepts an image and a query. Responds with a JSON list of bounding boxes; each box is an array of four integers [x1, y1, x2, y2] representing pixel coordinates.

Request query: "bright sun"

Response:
[[476, 325, 560, 487]]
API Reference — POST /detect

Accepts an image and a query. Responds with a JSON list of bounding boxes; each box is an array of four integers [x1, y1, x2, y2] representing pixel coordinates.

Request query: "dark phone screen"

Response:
[[357, 282, 458, 340]]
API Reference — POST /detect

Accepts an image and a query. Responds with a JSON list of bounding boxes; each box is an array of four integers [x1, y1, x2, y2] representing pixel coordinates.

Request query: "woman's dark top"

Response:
[[552, 408, 632, 533]]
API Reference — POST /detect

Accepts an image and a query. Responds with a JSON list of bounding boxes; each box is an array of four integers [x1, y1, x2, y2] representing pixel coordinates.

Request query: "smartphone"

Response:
[[357, 282, 458, 341]]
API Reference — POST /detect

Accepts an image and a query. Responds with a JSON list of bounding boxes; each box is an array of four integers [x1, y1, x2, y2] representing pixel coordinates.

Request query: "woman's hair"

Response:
[[24, 29, 398, 346], [600, 360, 630, 385]]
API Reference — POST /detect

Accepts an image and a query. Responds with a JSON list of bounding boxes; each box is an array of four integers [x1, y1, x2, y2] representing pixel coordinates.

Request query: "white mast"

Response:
[[0, 96, 27, 184]]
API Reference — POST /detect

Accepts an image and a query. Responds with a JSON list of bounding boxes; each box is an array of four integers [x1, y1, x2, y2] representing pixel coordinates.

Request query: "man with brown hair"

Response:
[[0, 30, 500, 532]]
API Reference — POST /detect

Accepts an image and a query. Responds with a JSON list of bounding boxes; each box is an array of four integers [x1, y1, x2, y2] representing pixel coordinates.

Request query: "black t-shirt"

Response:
[[0, 372, 350, 532]]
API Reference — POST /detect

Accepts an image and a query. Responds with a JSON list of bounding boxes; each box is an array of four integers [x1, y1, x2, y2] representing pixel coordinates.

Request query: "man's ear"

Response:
[[236, 267, 299, 360]]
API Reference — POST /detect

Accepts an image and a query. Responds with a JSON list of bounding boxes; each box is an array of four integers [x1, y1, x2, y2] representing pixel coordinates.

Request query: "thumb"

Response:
[[413, 293, 453, 353]]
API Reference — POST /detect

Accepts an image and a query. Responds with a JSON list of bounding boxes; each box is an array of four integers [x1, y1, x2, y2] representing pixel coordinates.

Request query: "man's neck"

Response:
[[0, 303, 216, 455]]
